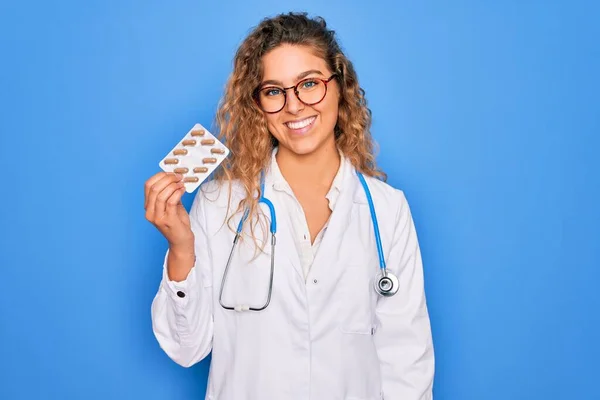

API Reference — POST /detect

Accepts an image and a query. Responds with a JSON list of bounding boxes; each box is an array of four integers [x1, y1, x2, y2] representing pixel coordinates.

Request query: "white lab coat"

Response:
[[151, 156, 435, 400]]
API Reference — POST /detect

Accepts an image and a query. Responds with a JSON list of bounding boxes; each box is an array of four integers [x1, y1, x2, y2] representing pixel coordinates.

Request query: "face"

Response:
[[257, 44, 340, 157]]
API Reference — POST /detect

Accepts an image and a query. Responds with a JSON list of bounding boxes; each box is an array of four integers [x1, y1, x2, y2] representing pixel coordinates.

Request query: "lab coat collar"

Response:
[[260, 146, 363, 281]]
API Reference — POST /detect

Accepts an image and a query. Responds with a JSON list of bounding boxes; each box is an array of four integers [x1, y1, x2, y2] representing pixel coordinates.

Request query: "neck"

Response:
[[276, 139, 340, 190]]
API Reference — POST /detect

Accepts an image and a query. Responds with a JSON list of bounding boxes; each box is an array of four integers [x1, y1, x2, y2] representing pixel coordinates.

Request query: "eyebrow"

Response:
[[260, 69, 324, 87]]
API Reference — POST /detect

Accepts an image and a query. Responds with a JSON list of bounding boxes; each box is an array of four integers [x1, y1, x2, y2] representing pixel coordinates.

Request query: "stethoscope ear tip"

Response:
[[374, 271, 399, 297]]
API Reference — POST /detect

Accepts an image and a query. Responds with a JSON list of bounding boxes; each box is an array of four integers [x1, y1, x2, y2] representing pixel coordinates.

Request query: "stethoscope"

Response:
[[218, 170, 399, 312]]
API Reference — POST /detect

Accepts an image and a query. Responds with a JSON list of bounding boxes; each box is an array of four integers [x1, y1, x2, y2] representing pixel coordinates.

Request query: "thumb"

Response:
[[177, 202, 190, 226]]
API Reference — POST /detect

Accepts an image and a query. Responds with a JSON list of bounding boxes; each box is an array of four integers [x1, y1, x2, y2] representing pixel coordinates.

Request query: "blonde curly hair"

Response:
[[210, 12, 386, 238]]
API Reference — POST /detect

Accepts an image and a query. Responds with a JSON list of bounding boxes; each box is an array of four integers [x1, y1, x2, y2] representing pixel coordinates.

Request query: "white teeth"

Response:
[[286, 116, 315, 130]]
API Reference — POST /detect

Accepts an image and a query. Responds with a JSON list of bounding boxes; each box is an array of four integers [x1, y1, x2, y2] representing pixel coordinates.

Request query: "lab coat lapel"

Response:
[[262, 171, 305, 283], [308, 160, 362, 276]]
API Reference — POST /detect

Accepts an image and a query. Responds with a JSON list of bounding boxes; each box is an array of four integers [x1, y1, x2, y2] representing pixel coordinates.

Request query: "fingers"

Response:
[[144, 172, 167, 210], [165, 184, 186, 221], [154, 180, 184, 222], [145, 173, 182, 222], [177, 194, 191, 227]]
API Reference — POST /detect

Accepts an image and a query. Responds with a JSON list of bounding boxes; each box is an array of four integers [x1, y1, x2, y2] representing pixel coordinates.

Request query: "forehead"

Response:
[[261, 44, 329, 82]]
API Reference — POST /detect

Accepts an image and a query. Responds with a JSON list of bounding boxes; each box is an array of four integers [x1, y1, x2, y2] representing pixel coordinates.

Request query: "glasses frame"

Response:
[[253, 74, 338, 114]]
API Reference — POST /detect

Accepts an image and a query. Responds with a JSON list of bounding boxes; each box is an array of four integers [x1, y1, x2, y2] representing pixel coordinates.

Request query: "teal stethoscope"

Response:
[[218, 170, 399, 312]]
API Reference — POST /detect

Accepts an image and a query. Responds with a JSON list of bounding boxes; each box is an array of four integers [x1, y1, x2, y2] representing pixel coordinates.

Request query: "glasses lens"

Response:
[[257, 79, 327, 113], [258, 87, 285, 113], [297, 79, 326, 105]]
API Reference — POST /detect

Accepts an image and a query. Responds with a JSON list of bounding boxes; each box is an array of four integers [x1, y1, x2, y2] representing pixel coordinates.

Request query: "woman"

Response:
[[145, 12, 435, 400]]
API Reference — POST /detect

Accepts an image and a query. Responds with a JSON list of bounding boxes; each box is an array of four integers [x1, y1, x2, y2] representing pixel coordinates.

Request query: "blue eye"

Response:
[[263, 88, 282, 97], [301, 80, 318, 89]]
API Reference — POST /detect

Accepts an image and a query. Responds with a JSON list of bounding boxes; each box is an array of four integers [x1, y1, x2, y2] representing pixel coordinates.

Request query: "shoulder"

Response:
[[359, 175, 420, 244], [189, 178, 246, 217], [361, 174, 409, 216]]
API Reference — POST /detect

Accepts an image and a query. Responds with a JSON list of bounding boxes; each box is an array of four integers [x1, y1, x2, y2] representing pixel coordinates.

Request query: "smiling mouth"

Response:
[[284, 116, 317, 130]]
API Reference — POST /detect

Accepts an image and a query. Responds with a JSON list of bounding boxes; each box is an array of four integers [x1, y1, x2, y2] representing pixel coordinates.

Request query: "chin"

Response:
[[287, 142, 320, 156], [283, 133, 335, 157]]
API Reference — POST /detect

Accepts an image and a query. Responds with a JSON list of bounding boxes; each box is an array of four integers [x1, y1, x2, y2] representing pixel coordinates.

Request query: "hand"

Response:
[[144, 172, 194, 252]]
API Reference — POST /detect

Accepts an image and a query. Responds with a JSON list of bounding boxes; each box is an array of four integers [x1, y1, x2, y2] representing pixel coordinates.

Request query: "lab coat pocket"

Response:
[[340, 331, 382, 399], [346, 398, 381, 400], [347, 393, 385, 400], [346, 395, 384, 400], [336, 263, 383, 399], [338, 263, 377, 335]]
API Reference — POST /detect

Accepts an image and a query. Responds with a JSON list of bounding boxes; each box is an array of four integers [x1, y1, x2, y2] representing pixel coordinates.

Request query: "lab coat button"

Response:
[[313, 279, 318, 284], [176, 291, 185, 298]]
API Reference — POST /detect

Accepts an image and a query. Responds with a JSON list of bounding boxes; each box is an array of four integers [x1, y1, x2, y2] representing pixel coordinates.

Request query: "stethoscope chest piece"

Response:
[[374, 271, 399, 297]]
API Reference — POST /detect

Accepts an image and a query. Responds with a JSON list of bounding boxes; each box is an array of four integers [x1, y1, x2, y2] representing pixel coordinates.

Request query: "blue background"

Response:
[[1, 0, 598, 399]]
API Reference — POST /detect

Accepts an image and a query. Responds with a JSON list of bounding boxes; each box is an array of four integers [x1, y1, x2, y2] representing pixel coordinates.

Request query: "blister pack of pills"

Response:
[[159, 123, 230, 193]]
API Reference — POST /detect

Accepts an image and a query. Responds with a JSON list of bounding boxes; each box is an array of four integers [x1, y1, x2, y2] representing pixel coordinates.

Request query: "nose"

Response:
[[284, 90, 304, 114]]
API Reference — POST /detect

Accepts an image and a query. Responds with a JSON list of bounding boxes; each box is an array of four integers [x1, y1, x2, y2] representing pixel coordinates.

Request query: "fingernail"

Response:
[[175, 173, 182, 180]]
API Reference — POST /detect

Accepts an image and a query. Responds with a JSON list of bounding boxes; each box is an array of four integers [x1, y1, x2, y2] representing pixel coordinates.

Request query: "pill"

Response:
[[203, 157, 217, 164], [194, 167, 208, 173], [201, 139, 215, 145], [174, 167, 189, 174], [164, 158, 179, 165], [191, 129, 205, 137], [211, 148, 225, 154], [184, 177, 199, 183], [173, 149, 188, 156], [182, 139, 197, 146]]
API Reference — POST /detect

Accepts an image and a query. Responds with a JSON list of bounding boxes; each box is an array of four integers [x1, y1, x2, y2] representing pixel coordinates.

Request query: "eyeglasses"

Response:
[[254, 74, 338, 114]]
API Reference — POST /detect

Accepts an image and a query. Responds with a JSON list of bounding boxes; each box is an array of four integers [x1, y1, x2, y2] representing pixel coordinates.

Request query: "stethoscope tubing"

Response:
[[355, 171, 387, 273]]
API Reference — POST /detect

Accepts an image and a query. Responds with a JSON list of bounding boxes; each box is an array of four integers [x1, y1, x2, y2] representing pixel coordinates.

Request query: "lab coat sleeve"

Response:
[[150, 191, 214, 368], [373, 190, 435, 399]]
